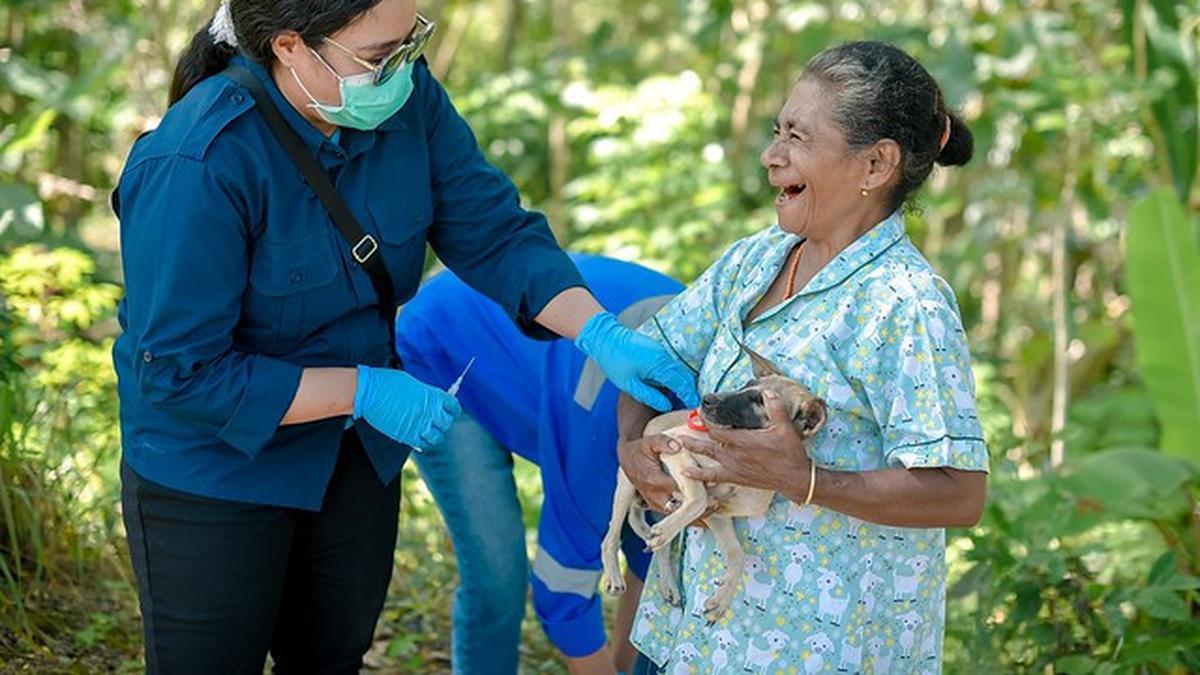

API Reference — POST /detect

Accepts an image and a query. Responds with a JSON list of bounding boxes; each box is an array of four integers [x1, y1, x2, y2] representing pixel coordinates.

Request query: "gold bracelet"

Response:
[[802, 461, 817, 506]]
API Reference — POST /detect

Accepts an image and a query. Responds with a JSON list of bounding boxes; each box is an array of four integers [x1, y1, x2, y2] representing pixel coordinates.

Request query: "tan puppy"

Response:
[[600, 348, 826, 623]]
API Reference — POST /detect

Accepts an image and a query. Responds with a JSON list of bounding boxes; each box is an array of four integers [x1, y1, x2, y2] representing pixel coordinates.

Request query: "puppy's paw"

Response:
[[703, 606, 728, 624], [647, 523, 683, 551], [644, 530, 674, 552], [600, 572, 626, 596], [658, 577, 681, 607], [703, 595, 732, 624]]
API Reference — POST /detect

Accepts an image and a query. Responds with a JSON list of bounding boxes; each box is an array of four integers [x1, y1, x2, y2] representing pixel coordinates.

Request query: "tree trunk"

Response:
[[551, 0, 576, 49], [729, 1, 772, 190], [1049, 129, 1082, 470], [429, 2, 474, 80], [500, 0, 524, 71], [546, 114, 569, 243]]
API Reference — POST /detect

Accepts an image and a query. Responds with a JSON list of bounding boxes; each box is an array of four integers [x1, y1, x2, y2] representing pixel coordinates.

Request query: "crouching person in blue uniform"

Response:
[[111, 1, 699, 673], [396, 254, 683, 674]]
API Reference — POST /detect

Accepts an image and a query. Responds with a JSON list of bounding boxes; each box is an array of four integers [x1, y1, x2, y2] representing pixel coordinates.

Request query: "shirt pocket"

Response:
[[245, 231, 342, 350], [367, 197, 431, 303]]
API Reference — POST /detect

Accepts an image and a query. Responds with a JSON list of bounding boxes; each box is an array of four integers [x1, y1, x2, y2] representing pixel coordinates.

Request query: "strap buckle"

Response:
[[352, 234, 379, 264]]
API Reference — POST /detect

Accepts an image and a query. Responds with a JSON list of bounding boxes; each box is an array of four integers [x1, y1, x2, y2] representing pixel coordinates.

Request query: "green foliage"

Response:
[[1120, 0, 1200, 200], [947, 450, 1200, 672], [562, 71, 766, 277], [1126, 187, 1200, 461], [0, 244, 124, 657]]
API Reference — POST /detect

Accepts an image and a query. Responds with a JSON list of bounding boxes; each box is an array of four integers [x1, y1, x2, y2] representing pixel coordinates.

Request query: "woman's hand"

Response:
[[680, 389, 811, 495], [352, 365, 462, 448], [575, 311, 700, 412], [617, 433, 683, 513]]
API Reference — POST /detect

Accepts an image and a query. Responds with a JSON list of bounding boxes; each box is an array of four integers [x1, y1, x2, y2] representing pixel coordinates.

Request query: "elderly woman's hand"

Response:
[[617, 433, 684, 513], [680, 389, 812, 496]]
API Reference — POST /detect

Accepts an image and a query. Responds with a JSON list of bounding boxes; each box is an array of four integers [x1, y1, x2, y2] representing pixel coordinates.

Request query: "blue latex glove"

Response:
[[574, 311, 700, 412], [353, 365, 462, 448]]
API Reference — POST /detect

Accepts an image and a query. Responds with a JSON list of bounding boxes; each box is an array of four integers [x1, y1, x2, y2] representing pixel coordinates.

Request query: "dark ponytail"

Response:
[[167, 0, 385, 107], [169, 20, 237, 106]]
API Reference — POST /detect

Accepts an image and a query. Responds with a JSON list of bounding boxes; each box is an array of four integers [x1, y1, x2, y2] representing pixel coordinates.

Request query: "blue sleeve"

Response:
[[118, 156, 303, 457], [415, 60, 584, 340]]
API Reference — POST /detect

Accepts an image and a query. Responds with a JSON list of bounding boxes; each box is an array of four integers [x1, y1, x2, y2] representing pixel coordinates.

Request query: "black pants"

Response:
[[121, 432, 401, 675]]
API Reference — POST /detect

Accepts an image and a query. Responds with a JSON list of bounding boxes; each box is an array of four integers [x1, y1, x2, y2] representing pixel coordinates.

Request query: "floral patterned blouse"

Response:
[[632, 212, 988, 674]]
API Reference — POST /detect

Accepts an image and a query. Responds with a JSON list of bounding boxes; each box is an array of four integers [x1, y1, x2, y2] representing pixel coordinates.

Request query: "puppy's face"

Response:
[[698, 346, 826, 438]]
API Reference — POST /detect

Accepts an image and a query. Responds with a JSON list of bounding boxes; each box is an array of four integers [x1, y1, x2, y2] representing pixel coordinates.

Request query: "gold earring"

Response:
[[861, 188, 870, 197]]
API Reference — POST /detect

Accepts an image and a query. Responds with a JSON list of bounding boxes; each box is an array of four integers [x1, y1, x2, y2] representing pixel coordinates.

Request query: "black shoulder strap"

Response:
[[223, 66, 398, 335]]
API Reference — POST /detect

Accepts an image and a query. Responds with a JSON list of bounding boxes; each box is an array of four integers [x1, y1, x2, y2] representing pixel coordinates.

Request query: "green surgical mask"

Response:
[[290, 48, 414, 131]]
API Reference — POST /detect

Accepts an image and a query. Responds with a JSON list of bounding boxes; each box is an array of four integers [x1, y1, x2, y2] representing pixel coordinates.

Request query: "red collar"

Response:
[[687, 409, 708, 432]]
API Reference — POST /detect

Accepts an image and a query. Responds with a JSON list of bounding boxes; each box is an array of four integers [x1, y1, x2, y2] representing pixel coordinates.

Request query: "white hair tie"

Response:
[[209, 0, 238, 48]]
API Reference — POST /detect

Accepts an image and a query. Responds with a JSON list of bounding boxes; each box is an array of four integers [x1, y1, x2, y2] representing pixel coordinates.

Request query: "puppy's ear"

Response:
[[796, 398, 827, 438], [741, 343, 784, 379]]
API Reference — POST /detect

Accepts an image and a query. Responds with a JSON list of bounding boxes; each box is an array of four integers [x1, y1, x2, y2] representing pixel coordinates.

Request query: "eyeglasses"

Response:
[[323, 13, 436, 86]]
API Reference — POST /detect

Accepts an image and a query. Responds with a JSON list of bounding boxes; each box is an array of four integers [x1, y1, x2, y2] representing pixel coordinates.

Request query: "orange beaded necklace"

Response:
[[784, 242, 805, 298]]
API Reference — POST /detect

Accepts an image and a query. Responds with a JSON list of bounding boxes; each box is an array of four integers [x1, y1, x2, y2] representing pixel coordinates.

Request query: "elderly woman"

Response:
[[618, 41, 988, 672]]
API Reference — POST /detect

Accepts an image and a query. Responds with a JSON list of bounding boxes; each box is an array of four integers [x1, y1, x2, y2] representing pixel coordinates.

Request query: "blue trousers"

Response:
[[121, 431, 400, 674], [412, 414, 649, 673], [411, 415, 528, 673]]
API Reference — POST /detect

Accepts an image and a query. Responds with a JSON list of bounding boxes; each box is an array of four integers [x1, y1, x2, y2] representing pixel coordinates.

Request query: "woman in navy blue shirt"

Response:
[[112, 1, 697, 672]]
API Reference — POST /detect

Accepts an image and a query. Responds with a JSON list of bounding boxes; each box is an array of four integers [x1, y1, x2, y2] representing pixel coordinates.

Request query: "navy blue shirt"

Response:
[[112, 55, 583, 510]]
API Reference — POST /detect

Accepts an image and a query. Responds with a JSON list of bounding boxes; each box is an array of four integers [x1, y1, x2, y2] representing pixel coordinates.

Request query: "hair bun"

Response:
[[936, 112, 973, 167]]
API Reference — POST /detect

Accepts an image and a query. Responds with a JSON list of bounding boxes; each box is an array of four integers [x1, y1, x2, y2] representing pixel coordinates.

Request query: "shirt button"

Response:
[[231, 92, 244, 104], [142, 351, 153, 363], [290, 272, 302, 284]]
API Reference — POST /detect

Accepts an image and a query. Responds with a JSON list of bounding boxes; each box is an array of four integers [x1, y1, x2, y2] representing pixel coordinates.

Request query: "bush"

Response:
[[946, 448, 1200, 672], [0, 245, 127, 660]]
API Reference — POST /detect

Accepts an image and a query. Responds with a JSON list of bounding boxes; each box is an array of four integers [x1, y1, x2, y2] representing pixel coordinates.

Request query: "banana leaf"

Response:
[[1126, 187, 1200, 461]]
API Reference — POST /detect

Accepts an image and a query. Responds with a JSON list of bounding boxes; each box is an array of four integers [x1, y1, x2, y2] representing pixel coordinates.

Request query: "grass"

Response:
[[0, 571, 142, 674]]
